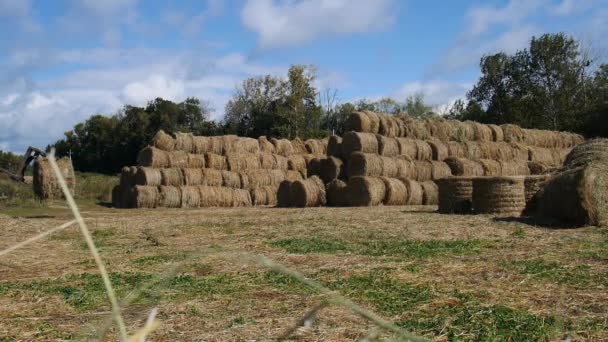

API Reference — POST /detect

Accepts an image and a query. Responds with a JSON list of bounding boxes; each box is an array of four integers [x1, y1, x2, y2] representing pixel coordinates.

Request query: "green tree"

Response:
[[404, 92, 434, 118]]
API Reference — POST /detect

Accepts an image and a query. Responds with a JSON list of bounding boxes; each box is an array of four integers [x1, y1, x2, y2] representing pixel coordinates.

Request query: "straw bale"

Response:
[[271, 138, 294, 157], [133, 186, 159, 208], [251, 186, 278, 206], [347, 152, 383, 178], [327, 135, 343, 158], [379, 177, 408, 206], [414, 140, 432, 161], [245, 169, 286, 188], [502, 124, 525, 143], [456, 121, 476, 141], [563, 139, 608, 169], [437, 177, 474, 214], [472, 176, 526, 216], [259, 153, 276, 169], [413, 160, 433, 181], [239, 173, 250, 190], [137, 146, 170, 168], [168, 151, 189, 168], [499, 161, 530, 176], [421, 181, 439, 205], [277, 181, 293, 207], [320, 156, 344, 183], [307, 157, 323, 178], [259, 136, 275, 153], [205, 153, 227, 170], [401, 179, 423, 205], [236, 137, 260, 154], [192, 136, 210, 154], [346, 111, 373, 133], [304, 139, 326, 155], [464, 141, 483, 159], [479, 159, 502, 176], [180, 186, 200, 208], [274, 154, 289, 170], [347, 176, 386, 207], [206, 137, 225, 155], [222, 170, 242, 188], [365, 111, 381, 133], [380, 156, 399, 178], [202, 168, 223, 187], [219, 135, 240, 154], [120, 166, 138, 188], [174, 132, 194, 153], [446, 141, 467, 158], [342, 132, 379, 156], [182, 168, 203, 185], [291, 176, 326, 207], [187, 154, 205, 168], [527, 162, 552, 175], [378, 114, 397, 137], [407, 119, 430, 140], [285, 170, 303, 182], [510, 143, 530, 161], [291, 138, 309, 155], [112, 185, 122, 208], [471, 122, 493, 141], [226, 152, 261, 172], [161, 168, 185, 186], [444, 157, 484, 177], [326, 179, 348, 207], [426, 119, 451, 142], [431, 161, 452, 180], [396, 138, 418, 159], [158, 186, 181, 208], [427, 140, 448, 161], [528, 146, 559, 166], [377, 135, 400, 157], [524, 175, 551, 203], [135, 167, 161, 186], [488, 124, 504, 142], [198, 186, 231, 207], [152, 130, 175, 151], [32, 157, 76, 200], [288, 154, 308, 173]]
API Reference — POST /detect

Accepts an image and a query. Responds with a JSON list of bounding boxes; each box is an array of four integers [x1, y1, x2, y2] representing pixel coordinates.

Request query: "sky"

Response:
[[1, 0, 607, 152]]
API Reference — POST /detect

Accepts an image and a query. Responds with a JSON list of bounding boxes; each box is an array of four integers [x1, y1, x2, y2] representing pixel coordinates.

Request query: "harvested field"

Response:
[[1, 203, 607, 340]]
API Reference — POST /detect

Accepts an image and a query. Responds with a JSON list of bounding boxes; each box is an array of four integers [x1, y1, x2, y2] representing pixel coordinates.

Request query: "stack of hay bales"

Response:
[[531, 139, 608, 227], [33, 157, 75, 199], [472, 177, 526, 216], [114, 130, 326, 208]]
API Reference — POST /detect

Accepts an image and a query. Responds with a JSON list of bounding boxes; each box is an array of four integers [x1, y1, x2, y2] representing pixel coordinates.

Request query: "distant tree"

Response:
[[0, 150, 23, 173], [375, 97, 402, 114], [404, 92, 434, 118]]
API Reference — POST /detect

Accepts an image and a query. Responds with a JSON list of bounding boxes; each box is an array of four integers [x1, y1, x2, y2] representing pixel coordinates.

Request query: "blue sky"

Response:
[[1, 0, 606, 152]]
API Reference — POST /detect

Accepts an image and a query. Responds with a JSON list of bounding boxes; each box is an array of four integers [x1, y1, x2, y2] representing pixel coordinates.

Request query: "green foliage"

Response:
[[73, 172, 119, 202], [404, 92, 435, 118], [269, 237, 351, 254], [507, 259, 607, 287], [0, 149, 23, 172]]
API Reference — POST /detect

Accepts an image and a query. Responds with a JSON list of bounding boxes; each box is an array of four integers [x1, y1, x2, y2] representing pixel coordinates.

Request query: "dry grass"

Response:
[[1, 203, 607, 340]]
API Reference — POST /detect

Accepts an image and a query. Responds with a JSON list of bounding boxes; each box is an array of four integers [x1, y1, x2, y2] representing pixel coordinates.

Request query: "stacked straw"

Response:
[[33, 157, 76, 199]]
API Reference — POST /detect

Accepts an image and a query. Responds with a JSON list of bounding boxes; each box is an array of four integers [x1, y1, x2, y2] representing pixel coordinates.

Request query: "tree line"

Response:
[[10, 32, 600, 174]]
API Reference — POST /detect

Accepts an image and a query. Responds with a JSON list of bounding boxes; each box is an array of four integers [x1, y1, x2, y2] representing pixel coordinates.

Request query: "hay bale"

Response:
[[377, 135, 400, 157], [379, 177, 407, 206], [246, 169, 286, 188], [137, 146, 170, 168], [288, 154, 308, 173], [285, 170, 303, 182], [206, 137, 225, 155], [401, 179, 423, 205], [259, 136, 275, 153], [271, 138, 294, 157], [347, 176, 385, 206], [478, 159, 502, 176], [158, 186, 181, 208], [222, 170, 242, 188], [395, 156, 415, 179], [488, 124, 504, 142], [342, 132, 379, 156], [161, 168, 185, 186], [524, 175, 551, 203], [326, 179, 348, 207], [187, 154, 205, 168], [274, 154, 289, 170], [365, 111, 381, 134], [378, 114, 397, 137], [421, 181, 439, 205], [251, 186, 278, 206], [527, 162, 553, 175], [320, 156, 344, 183], [133, 186, 159, 208], [198, 186, 231, 207], [277, 181, 293, 207], [413, 160, 433, 181], [464, 141, 483, 159], [307, 157, 323, 178], [444, 157, 484, 177], [152, 130, 175, 151], [528, 147, 559, 166], [499, 161, 530, 176], [346, 111, 373, 133], [563, 139, 608, 169], [291, 138, 309, 155], [415, 140, 433, 161], [327, 135, 343, 158], [192, 136, 210, 154], [291, 176, 326, 207], [472, 176, 526, 216], [446, 141, 467, 158], [239, 173, 250, 190], [427, 140, 448, 161], [501, 124, 525, 143], [431, 161, 452, 180], [426, 118, 451, 142], [180, 186, 200, 208], [347, 152, 383, 178], [304, 139, 325, 155], [174, 132, 194, 153], [182, 168, 203, 185], [259, 153, 277, 169], [219, 135, 240, 154], [237, 137, 260, 154], [202, 168, 223, 187], [120, 166, 137, 188], [535, 163, 608, 227], [205, 153, 227, 170], [437, 177, 474, 214], [471, 122, 493, 141], [226, 152, 261, 172], [396, 138, 418, 160], [168, 151, 189, 168], [135, 167, 162, 186], [381, 156, 399, 178], [112, 185, 122, 208], [455, 121, 475, 141]]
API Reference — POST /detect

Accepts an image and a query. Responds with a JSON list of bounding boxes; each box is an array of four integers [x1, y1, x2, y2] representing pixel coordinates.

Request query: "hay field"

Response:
[[1, 204, 607, 340]]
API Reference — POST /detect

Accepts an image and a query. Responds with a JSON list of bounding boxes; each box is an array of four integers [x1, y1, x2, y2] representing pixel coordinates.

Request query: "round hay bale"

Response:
[[187, 154, 205, 168], [271, 138, 294, 157], [347, 176, 386, 207], [524, 175, 551, 203], [379, 177, 407, 206], [287, 155, 307, 173], [431, 161, 452, 180], [327, 135, 343, 158], [381, 156, 399, 178], [535, 163, 608, 227], [304, 139, 325, 155], [471, 122, 493, 141], [111, 185, 122, 208], [197, 186, 231, 207], [396, 138, 418, 160], [259, 136, 275, 153], [528, 147, 557, 166], [427, 140, 448, 161], [259, 153, 277, 169], [346, 111, 373, 133], [456, 121, 476, 141], [202, 168, 223, 187], [182, 168, 203, 185], [291, 138, 309, 155], [421, 181, 439, 205], [347, 152, 383, 178], [437, 177, 474, 214], [427, 119, 451, 142], [307, 157, 323, 178], [251, 186, 278, 206], [527, 162, 553, 175], [320, 156, 344, 183], [377, 135, 400, 157], [291, 176, 326, 207], [464, 141, 482, 159], [192, 136, 210, 154], [237, 137, 260, 154], [407, 118, 430, 140], [222, 170, 242, 188], [205, 153, 227, 170], [444, 157, 484, 177], [378, 114, 397, 137], [161, 168, 185, 186], [174, 132, 194, 153], [563, 139, 608, 169], [220, 135, 240, 154], [364, 111, 381, 133], [152, 130, 175, 151], [226, 152, 261, 172], [413, 160, 433, 181], [168, 151, 189, 168], [488, 124, 504, 142], [501, 124, 525, 143], [133, 186, 159, 208], [246, 169, 286, 188], [446, 141, 467, 158], [326, 179, 348, 207], [135, 167, 161, 186], [137, 146, 170, 168], [158, 186, 181, 208], [206, 137, 225, 155], [478, 159, 502, 176], [400, 179, 423, 205], [180, 186, 201, 208], [120, 166, 137, 188], [118, 186, 135, 209], [239, 173, 250, 190], [472, 176, 526, 216], [285, 170, 303, 182], [277, 180, 293, 207], [499, 161, 530, 176], [415, 140, 433, 161], [273, 154, 289, 170], [342, 132, 379, 156]]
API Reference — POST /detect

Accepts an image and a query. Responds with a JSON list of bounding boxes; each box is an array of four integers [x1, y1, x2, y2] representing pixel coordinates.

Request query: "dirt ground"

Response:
[[0, 203, 607, 341]]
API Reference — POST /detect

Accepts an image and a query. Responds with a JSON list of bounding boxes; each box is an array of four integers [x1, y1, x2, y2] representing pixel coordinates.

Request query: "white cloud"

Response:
[[393, 80, 471, 107], [241, 0, 396, 49], [552, 0, 602, 16], [465, 0, 546, 38], [122, 75, 186, 104]]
